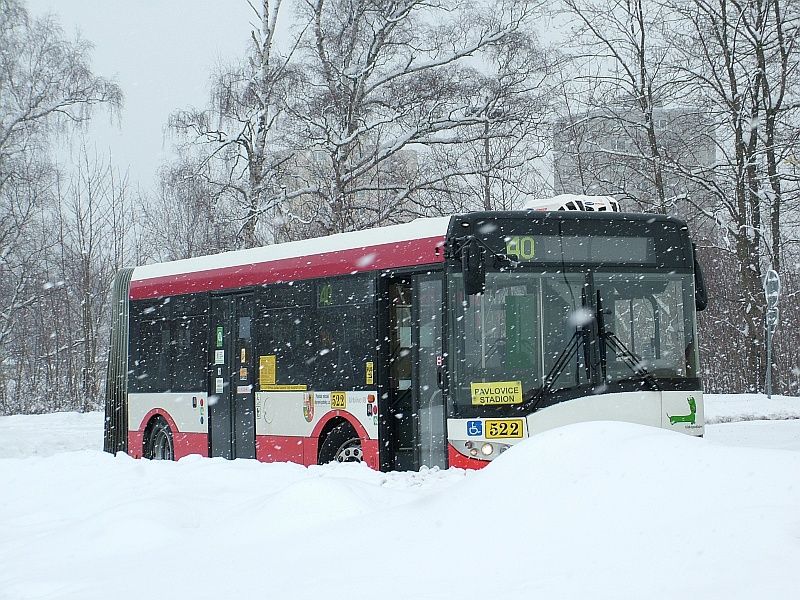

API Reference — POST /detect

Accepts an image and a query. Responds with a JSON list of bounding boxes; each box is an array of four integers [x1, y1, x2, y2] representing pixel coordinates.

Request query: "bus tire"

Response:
[[318, 423, 362, 464], [144, 416, 174, 461]]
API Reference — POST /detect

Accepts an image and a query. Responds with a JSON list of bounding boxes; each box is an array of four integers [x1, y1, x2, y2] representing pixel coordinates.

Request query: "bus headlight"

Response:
[[451, 440, 512, 461]]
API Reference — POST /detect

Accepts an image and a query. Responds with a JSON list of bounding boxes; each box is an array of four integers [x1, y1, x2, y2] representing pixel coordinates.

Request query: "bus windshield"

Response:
[[448, 270, 699, 412]]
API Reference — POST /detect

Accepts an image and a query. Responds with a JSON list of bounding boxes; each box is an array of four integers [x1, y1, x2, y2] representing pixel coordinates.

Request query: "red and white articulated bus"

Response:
[[104, 206, 708, 470]]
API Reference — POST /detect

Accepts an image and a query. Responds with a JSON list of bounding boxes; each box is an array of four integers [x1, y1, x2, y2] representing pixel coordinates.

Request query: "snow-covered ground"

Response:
[[1, 394, 799, 600], [704, 393, 800, 423]]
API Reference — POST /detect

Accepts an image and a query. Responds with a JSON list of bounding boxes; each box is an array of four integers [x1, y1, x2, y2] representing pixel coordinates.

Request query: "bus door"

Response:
[[383, 273, 446, 470], [209, 294, 255, 459]]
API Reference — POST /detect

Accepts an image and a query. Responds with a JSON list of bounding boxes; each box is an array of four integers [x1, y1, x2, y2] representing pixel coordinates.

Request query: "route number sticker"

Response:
[[485, 419, 524, 439], [331, 392, 347, 410]]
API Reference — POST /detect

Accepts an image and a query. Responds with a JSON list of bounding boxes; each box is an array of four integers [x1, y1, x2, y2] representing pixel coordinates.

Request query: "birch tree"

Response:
[[555, 0, 712, 214], [664, 0, 800, 391], [286, 0, 539, 235], [428, 28, 558, 213], [141, 155, 240, 262], [0, 0, 121, 411], [169, 0, 304, 248]]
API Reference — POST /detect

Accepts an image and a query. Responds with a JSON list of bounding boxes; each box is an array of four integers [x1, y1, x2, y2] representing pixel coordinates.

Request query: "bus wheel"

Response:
[[145, 417, 174, 461], [319, 423, 362, 464]]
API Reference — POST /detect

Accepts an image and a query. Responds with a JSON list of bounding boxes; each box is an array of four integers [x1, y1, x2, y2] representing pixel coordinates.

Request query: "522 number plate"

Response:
[[485, 419, 524, 439]]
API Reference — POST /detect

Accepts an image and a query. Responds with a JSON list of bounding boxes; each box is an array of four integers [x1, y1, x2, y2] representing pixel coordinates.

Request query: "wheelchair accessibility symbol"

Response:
[[467, 420, 483, 436]]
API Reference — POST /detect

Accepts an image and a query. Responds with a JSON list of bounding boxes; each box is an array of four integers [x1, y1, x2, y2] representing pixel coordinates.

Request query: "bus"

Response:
[[104, 206, 707, 470]]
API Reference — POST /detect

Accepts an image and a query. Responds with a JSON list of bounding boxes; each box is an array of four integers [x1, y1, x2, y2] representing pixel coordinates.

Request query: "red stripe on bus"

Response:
[[447, 444, 490, 470], [256, 435, 305, 464], [129, 408, 209, 460], [255, 435, 379, 469], [130, 236, 445, 299], [128, 429, 208, 461]]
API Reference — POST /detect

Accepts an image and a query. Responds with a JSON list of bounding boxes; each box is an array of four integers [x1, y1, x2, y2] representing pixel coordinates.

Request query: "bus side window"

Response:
[[257, 306, 314, 388], [132, 318, 170, 392], [172, 316, 207, 391]]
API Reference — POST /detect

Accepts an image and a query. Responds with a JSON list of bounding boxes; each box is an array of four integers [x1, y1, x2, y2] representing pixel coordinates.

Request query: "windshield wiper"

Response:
[[530, 290, 591, 409], [595, 290, 660, 390]]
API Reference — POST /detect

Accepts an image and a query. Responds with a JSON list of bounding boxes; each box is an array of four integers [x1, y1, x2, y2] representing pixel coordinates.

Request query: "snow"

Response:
[[704, 393, 800, 423], [0, 411, 104, 458], [132, 216, 451, 282], [706, 419, 800, 452], [1, 395, 799, 599]]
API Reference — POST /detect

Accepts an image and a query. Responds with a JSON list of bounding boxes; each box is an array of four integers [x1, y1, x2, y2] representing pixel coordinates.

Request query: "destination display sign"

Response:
[[504, 234, 654, 264], [453, 216, 690, 270], [470, 381, 523, 405]]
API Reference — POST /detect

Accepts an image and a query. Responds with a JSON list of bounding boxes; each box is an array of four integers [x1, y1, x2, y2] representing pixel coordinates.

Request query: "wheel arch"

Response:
[[139, 409, 179, 453], [312, 411, 368, 439], [312, 411, 368, 462], [137, 408, 179, 434]]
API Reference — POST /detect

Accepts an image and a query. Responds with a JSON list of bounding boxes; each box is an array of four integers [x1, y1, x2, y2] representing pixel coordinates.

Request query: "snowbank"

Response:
[[2, 392, 796, 460], [704, 393, 800, 423], [1, 421, 799, 599], [0, 411, 104, 458]]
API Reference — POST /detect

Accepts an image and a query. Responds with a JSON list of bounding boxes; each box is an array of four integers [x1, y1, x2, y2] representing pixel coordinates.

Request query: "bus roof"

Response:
[[130, 216, 451, 299], [129, 210, 688, 300]]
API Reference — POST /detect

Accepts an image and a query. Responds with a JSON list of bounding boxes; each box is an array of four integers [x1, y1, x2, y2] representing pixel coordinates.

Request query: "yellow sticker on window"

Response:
[[366, 361, 374, 385], [331, 391, 347, 409], [470, 381, 523, 406], [261, 384, 308, 391], [259, 355, 276, 388]]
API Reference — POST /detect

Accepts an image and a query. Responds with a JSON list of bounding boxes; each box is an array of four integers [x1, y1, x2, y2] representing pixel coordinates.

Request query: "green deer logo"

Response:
[[668, 396, 697, 426]]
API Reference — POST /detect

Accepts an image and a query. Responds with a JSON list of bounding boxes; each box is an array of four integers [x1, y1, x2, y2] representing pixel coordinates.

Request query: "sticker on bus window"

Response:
[[365, 361, 374, 385], [259, 355, 276, 388], [261, 384, 307, 391], [214, 350, 224, 365], [470, 381, 523, 406], [215, 377, 224, 394], [216, 326, 223, 348]]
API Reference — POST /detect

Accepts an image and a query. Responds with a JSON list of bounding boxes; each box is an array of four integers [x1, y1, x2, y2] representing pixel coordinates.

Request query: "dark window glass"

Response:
[[312, 275, 376, 388], [171, 316, 207, 391], [259, 281, 313, 309], [257, 306, 315, 386], [129, 293, 209, 393], [256, 275, 377, 390], [316, 277, 374, 307], [131, 318, 170, 392], [312, 304, 376, 389]]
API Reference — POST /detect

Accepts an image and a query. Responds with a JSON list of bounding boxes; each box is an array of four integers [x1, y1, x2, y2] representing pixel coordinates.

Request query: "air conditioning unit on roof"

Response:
[[523, 194, 620, 212]]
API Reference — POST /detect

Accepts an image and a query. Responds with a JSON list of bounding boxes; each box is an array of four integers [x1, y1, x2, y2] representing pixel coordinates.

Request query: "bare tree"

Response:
[[285, 0, 539, 235], [169, 0, 305, 248], [0, 0, 121, 412], [141, 153, 240, 262], [0, 1, 121, 180], [552, 0, 726, 220], [661, 0, 800, 391], [428, 28, 558, 213]]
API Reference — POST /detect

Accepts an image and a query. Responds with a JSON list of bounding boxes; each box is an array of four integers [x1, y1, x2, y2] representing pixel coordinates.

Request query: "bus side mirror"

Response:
[[693, 245, 708, 311], [462, 237, 486, 296]]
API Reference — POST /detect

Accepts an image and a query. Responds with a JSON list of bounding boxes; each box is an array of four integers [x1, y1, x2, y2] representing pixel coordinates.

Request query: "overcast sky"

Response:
[[26, 0, 258, 192]]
